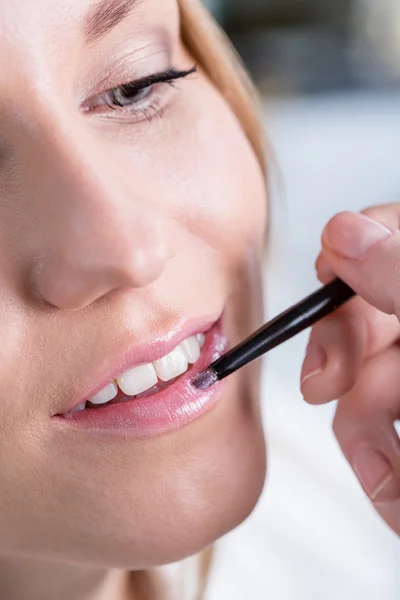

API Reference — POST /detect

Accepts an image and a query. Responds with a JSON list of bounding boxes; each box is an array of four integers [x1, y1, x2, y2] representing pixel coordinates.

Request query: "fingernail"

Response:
[[352, 446, 400, 504], [323, 213, 392, 260], [301, 342, 327, 387]]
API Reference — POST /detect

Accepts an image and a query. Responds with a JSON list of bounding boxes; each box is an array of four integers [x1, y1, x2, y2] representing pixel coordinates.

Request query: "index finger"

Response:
[[301, 295, 400, 405]]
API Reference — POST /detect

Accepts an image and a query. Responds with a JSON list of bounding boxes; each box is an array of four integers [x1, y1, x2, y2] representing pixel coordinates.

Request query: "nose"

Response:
[[22, 131, 171, 310]]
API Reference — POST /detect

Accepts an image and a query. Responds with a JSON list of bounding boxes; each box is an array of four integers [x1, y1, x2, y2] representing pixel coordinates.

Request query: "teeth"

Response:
[[70, 402, 86, 414], [88, 382, 118, 405], [116, 363, 158, 396], [80, 332, 207, 412], [180, 335, 201, 364], [196, 333, 206, 348], [153, 346, 188, 382]]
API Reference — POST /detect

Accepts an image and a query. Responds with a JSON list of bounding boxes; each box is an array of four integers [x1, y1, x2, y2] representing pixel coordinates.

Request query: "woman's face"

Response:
[[0, 0, 267, 568]]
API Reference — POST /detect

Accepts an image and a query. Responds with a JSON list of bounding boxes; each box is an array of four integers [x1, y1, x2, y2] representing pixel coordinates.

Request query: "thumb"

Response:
[[320, 208, 400, 317]]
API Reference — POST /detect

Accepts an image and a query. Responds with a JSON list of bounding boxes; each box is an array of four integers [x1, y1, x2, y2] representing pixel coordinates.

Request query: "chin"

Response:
[[95, 373, 267, 569]]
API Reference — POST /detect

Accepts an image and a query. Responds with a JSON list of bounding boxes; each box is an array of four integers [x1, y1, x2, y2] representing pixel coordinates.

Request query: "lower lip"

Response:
[[54, 323, 228, 438]]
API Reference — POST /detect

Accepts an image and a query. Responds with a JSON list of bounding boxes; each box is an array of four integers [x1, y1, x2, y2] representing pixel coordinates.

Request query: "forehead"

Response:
[[0, 0, 178, 59]]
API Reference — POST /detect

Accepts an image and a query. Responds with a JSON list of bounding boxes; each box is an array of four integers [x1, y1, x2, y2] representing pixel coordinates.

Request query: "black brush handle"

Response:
[[211, 278, 355, 380]]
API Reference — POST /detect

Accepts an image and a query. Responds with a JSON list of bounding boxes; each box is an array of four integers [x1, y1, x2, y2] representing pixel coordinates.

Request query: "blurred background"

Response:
[[205, 0, 400, 93], [202, 2, 400, 600]]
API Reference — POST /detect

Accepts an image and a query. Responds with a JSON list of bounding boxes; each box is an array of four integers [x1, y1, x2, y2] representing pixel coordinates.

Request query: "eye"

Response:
[[105, 82, 154, 109], [83, 66, 197, 116]]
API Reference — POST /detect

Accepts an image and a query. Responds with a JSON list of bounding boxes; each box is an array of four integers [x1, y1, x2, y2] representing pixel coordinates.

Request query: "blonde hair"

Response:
[[130, 1, 266, 598]]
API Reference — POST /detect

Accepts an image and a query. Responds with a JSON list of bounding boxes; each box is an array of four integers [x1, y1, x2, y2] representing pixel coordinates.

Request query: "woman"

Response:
[[0, 0, 399, 599], [0, 0, 267, 598]]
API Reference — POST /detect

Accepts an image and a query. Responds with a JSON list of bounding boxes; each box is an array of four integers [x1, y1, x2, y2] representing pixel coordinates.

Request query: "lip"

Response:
[[53, 319, 229, 437], [56, 314, 221, 416]]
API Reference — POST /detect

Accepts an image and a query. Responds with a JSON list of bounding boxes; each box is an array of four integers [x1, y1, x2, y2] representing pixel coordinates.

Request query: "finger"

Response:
[[320, 206, 400, 316], [333, 345, 400, 535], [316, 201, 400, 283], [301, 295, 400, 404], [315, 253, 335, 284]]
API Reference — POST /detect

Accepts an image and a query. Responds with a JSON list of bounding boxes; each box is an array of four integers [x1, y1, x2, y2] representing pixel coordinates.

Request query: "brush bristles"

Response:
[[191, 368, 218, 391]]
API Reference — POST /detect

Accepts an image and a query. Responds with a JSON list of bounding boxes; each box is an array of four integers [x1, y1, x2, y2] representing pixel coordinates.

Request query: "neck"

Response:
[[0, 556, 132, 600]]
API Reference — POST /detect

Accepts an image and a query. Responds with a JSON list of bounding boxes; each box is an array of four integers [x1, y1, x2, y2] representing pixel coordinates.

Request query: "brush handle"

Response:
[[211, 278, 356, 381]]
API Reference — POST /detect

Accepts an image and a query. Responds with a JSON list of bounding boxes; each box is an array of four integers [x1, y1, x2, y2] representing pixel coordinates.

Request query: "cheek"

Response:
[[173, 85, 268, 260], [180, 81, 267, 333]]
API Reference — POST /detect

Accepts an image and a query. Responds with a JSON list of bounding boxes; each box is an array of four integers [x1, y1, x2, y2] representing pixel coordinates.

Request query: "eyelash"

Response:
[[84, 65, 197, 122]]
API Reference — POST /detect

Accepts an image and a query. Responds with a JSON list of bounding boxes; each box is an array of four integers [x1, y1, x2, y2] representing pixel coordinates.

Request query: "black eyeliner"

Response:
[[119, 65, 197, 96]]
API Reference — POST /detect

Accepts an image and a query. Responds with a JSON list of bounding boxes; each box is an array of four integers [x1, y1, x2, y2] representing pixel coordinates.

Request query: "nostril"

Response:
[[34, 266, 96, 310], [28, 255, 56, 308]]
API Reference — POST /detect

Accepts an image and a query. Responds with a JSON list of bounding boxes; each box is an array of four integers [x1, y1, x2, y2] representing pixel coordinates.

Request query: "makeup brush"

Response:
[[192, 278, 356, 390]]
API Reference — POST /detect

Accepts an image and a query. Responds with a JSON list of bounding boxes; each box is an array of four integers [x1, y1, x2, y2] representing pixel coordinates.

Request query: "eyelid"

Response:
[[80, 37, 172, 99], [111, 68, 179, 96]]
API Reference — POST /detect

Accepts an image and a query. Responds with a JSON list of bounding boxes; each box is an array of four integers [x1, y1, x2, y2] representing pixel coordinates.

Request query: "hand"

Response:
[[301, 205, 400, 536]]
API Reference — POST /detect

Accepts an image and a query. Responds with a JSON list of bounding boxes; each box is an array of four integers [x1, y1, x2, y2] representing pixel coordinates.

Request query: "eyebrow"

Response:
[[84, 0, 140, 45]]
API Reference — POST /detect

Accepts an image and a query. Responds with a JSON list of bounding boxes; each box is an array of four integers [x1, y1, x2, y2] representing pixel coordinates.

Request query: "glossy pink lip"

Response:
[[55, 315, 222, 416], [53, 323, 228, 438]]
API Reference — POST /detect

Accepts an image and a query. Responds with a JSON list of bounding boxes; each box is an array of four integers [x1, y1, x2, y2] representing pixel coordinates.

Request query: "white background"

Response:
[[207, 93, 400, 600]]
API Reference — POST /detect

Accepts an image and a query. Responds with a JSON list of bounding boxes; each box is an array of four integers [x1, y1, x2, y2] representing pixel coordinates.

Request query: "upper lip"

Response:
[[54, 314, 219, 416]]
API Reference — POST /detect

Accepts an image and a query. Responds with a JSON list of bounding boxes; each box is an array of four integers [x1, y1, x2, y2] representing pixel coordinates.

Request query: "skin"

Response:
[[0, 1, 268, 599], [301, 206, 400, 537]]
